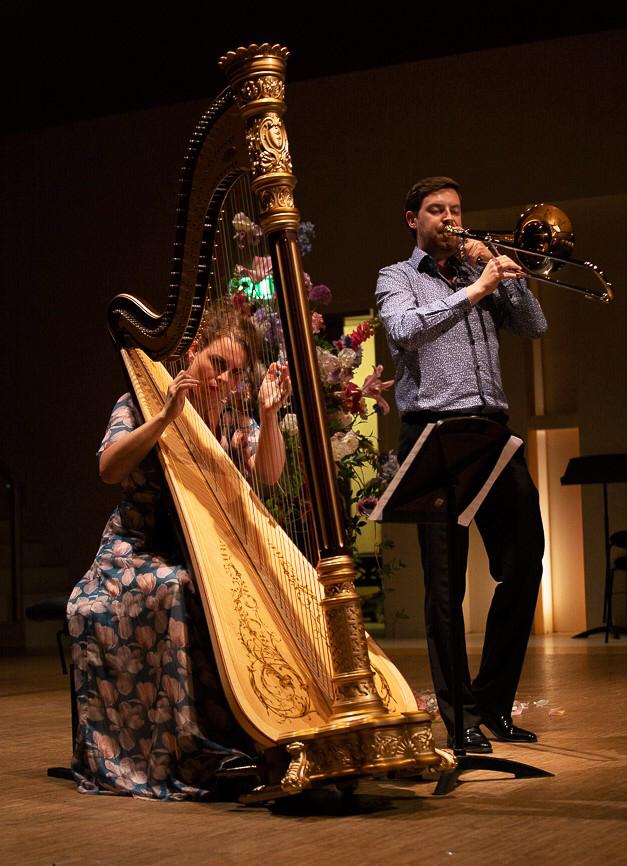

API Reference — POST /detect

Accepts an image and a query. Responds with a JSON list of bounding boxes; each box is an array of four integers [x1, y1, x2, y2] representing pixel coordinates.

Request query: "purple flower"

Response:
[[308, 283, 333, 305], [254, 307, 283, 344], [297, 221, 315, 257]]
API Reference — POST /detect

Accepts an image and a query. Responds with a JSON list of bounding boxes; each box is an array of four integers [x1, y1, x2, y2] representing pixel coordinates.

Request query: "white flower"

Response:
[[337, 348, 357, 371], [330, 431, 360, 461], [316, 347, 341, 383], [280, 413, 299, 436], [331, 410, 353, 430]]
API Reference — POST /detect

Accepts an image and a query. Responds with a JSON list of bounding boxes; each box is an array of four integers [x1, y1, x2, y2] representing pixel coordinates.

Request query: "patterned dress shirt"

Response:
[[375, 246, 547, 416]]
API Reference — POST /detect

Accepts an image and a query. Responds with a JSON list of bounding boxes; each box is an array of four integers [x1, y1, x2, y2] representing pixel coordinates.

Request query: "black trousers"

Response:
[[399, 414, 545, 733]]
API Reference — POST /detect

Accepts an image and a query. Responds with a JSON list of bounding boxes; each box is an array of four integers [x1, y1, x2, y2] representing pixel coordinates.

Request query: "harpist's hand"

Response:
[[161, 369, 200, 424], [257, 363, 291, 418], [100, 370, 199, 485]]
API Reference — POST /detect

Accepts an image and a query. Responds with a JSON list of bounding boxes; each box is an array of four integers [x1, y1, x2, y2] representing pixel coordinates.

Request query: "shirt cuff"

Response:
[[447, 286, 473, 312], [500, 277, 529, 303]]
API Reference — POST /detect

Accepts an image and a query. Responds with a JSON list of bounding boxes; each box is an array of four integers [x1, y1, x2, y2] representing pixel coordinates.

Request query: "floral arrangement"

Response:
[[227, 213, 401, 595]]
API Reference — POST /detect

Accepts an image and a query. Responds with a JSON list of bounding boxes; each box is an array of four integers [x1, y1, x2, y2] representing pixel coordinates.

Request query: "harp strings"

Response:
[[164, 175, 334, 695]]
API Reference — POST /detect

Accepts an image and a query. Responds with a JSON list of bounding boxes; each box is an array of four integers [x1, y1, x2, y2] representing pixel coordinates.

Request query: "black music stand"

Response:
[[371, 417, 553, 794], [562, 454, 627, 641]]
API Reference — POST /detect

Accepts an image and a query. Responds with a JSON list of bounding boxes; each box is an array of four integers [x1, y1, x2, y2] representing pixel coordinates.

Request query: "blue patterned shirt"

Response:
[[375, 247, 547, 415]]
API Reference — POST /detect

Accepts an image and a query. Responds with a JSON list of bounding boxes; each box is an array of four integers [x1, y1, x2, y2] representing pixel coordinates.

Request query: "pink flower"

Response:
[[137, 682, 157, 707], [94, 731, 119, 760], [68, 614, 85, 638], [136, 573, 157, 595], [238, 255, 273, 283], [250, 255, 272, 282], [149, 696, 173, 724], [116, 673, 135, 696], [163, 675, 185, 705], [413, 691, 440, 717], [106, 644, 143, 674], [96, 678, 117, 706], [168, 619, 188, 648], [94, 623, 118, 651], [356, 497, 378, 517], [135, 625, 157, 649], [360, 365, 394, 415], [118, 616, 133, 640], [311, 311, 325, 334]]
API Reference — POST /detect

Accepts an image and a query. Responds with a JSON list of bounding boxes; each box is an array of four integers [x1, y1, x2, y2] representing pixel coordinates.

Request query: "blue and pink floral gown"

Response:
[[67, 394, 256, 799]]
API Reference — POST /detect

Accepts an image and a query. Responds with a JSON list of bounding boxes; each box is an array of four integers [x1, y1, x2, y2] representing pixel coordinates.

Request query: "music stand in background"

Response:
[[371, 417, 553, 794], [562, 454, 627, 642]]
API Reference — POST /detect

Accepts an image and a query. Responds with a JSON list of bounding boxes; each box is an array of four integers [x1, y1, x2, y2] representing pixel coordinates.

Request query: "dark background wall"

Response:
[[2, 28, 626, 628]]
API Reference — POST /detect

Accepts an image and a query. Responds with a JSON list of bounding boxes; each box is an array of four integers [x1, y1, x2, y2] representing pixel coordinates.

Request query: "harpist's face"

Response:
[[188, 336, 248, 412]]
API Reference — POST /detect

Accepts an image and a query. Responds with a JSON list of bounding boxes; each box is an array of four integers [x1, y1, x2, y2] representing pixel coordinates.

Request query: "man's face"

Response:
[[406, 188, 462, 259]]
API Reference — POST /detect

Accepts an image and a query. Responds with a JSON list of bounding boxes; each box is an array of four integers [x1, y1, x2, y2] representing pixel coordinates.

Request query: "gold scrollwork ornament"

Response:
[[247, 114, 293, 177]]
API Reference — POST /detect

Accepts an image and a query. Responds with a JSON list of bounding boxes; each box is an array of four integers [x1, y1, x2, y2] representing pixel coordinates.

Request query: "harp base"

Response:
[[240, 712, 454, 804]]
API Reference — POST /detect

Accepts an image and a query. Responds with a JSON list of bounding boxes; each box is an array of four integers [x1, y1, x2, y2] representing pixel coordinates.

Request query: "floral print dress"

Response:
[[67, 394, 257, 799]]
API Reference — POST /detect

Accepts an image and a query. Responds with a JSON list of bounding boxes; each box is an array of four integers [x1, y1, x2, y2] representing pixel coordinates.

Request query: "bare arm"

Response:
[[99, 370, 199, 484], [249, 363, 290, 485]]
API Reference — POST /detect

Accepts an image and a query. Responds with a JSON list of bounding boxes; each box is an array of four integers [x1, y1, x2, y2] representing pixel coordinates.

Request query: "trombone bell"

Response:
[[514, 204, 574, 277], [445, 203, 613, 303]]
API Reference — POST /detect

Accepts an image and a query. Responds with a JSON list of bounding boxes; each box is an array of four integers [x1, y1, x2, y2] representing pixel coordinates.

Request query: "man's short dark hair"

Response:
[[405, 176, 460, 215]]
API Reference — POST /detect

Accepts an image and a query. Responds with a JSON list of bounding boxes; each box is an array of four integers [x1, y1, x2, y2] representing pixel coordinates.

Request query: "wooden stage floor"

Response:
[[1, 635, 625, 866]]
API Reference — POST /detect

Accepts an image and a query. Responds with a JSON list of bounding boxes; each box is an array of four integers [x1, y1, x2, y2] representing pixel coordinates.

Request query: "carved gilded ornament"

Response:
[[325, 607, 366, 670], [324, 581, 358, 598], [258, 186, 295, 211], [238, 75, 285, 104], [221, 542, 311, 721], [370, 662, 393, 708], [219, 43, 289, 71], [274, 720, 444, 794], [246, 114, 293, 177], [281, 741, 311, 792], [267, 542, 326, 645], [336, 681, 379, 704], [368, 726, 435, 759]]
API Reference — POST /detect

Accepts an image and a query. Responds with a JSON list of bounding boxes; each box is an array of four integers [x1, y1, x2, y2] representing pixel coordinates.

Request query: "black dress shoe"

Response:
[[481, 711, 537, 743], [447, 726, 493, 753]]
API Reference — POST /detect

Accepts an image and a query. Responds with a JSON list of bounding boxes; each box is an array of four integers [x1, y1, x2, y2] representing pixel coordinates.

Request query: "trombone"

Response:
[[444, 203, 613, 303]]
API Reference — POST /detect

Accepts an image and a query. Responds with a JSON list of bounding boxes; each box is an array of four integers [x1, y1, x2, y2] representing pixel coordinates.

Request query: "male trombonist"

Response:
[[375, 176, 546, 752]]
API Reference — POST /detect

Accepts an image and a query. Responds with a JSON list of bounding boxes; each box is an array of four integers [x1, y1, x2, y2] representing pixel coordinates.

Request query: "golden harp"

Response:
[[107, 44, 450, 802]]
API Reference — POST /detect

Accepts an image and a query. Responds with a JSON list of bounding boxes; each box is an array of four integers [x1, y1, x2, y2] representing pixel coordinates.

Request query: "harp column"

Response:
[[220, 45, 386, 721]]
